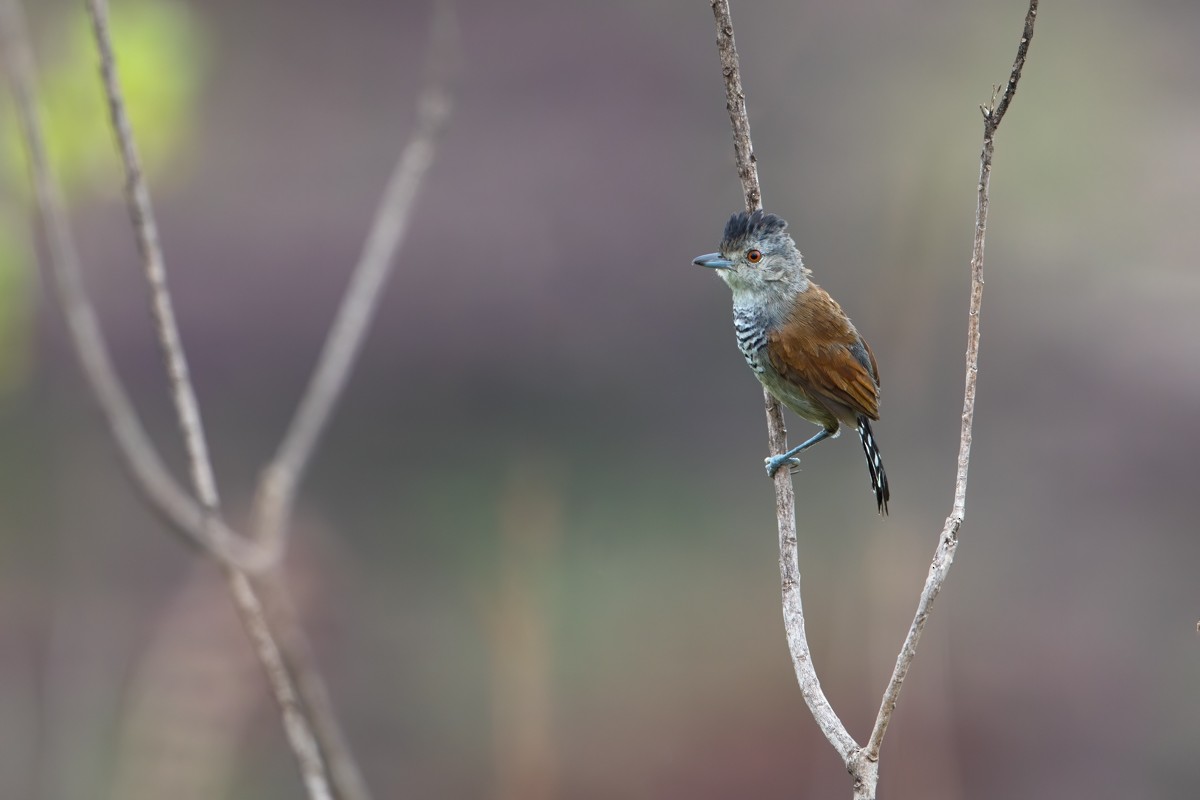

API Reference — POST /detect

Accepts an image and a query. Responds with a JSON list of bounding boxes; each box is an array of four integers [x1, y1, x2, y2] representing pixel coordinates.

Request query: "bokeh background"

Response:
[[2, 0, 1198, 798]]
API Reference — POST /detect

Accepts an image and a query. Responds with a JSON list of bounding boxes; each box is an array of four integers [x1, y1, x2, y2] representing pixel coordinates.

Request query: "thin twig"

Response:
[[865, 0, 1039, 763], [82, 2, 338, 797], [0, 0, 275, 571], [253, 575, 373, 800], [252, 0, 457, 553], [710, 1, 761, 212], [226, 571, 333, 800], [709, 0, 858, 765], [245, 7, 457, 798], [85, 0, 220, 511]]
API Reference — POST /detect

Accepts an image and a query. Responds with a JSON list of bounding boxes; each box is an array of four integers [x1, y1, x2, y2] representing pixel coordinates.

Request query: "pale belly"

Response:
[[740, 345, 842, 432]]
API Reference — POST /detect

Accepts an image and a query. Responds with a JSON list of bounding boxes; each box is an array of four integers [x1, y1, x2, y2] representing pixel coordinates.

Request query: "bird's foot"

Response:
[[765, 454, 801, 478]]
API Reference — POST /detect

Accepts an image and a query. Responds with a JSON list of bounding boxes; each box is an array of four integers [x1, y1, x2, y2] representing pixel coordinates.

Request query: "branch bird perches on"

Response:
[[705, 1, 1039, 797]]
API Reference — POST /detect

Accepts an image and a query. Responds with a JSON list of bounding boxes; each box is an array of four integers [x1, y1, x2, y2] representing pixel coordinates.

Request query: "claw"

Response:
[[765, 454, 801, 478]]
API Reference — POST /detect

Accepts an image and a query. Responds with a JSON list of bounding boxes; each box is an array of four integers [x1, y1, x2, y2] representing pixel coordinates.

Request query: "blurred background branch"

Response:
[[249, 5, 457, 796], [3, 0, 457, 796], [251, 0, 457, 555], [85, 0, 336, 792], [85, 0, 222, 517], [0, 0, 274, 572]]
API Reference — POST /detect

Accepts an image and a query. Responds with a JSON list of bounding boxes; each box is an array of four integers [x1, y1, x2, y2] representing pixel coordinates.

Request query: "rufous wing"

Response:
[[766, 284, 881, 421]]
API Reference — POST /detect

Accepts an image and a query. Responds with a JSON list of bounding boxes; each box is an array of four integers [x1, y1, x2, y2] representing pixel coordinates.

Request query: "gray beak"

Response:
[[693, 252, 734, 270]]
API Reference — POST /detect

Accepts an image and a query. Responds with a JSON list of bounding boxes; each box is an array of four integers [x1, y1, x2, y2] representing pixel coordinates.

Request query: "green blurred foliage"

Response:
[[0, 0, 206, 395], [0, 220, 30, 396]]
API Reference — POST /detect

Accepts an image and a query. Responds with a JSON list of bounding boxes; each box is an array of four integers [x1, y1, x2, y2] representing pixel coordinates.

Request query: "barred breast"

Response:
[[733, 307, 768, 374], [732, 306, 841, 431]]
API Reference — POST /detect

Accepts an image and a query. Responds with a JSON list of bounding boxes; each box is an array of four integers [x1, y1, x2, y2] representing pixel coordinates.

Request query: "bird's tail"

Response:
[[857, 417, 890, 515]]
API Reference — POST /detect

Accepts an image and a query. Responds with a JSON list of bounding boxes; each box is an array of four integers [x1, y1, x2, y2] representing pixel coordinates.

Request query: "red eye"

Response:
[[746, 249, 763, 263]]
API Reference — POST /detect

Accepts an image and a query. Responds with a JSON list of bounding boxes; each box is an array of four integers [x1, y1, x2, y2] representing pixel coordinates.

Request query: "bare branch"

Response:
[[245, 8, 458, 797], [987, 1, 1038, 134], [252, 0, 458, 552], [709, 0, 859, 767], [709, 0, 761, 212], [865, 0, 1039, 763], [81, 3, 347, 796], [0, 0, 276, 571], [226, 571, 334, 800], [253, 575, 373, 800], [83, 0, 220, 511]]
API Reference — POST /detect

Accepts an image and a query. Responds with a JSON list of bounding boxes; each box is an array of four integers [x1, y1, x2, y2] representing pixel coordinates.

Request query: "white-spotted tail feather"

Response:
[[857, 417, 890, 515]]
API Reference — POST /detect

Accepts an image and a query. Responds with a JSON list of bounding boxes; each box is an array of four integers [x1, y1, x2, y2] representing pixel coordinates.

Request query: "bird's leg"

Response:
[[765, 428, 834, 477]]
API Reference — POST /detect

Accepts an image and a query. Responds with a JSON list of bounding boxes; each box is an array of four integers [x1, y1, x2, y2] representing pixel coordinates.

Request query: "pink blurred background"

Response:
[[2, 0, 1198, 798]]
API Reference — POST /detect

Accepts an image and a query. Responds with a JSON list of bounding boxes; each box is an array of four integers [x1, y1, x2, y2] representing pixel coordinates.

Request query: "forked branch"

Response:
[[84, 0, 336, 795], [706, 1, 1039, 797], [2, 0, 457, 797]]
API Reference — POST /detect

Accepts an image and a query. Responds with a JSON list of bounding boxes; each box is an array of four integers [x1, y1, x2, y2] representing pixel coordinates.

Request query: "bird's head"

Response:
[[693, 210, 810, 298]]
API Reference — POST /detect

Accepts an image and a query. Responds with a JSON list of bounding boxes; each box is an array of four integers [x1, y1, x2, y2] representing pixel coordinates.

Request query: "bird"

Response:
[[693, 209, 890, 514]]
